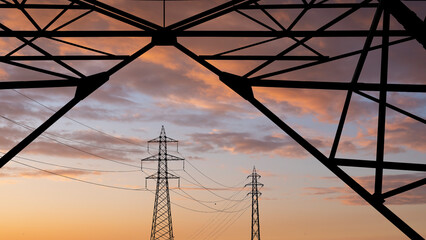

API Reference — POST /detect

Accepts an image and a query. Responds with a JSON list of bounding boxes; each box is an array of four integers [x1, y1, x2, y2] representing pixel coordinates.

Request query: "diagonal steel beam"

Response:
[[382, 178, 426, 199], [243, 0, 374, 78], [381, 0, 426, 48], [0, 22, 85, 78], [0, 72, 109, 168], [167, 0, 259, 31], [329, 4, 383, 160], [252, 37, 413, 79], [69, 0, 161, 31], [247, 97, 423, 239], [355, 90, 426, 124]]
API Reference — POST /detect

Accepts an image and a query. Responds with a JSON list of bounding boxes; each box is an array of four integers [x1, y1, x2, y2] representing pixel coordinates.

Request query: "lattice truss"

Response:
[[0, 0, 424, 238]]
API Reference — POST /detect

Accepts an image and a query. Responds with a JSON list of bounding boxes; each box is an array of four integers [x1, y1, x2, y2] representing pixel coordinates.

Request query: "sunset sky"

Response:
[[0, 0, 425, 239]]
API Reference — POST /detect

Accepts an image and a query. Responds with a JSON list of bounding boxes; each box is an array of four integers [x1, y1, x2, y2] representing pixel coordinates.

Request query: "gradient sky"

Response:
[[0, 0, 425, 239]]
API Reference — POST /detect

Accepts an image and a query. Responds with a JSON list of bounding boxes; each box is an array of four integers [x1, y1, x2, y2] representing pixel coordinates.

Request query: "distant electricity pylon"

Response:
[[141, 126, 184, 240], [246, 166, 263, 240]]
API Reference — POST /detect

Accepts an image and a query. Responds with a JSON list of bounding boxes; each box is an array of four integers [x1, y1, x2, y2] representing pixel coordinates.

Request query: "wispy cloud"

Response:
[[186, 130, 311, 158], [0, 167, 101, 179]]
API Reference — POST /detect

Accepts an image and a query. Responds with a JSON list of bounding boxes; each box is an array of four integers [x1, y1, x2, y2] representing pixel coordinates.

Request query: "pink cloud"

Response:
[[385, 117, 426, 153]]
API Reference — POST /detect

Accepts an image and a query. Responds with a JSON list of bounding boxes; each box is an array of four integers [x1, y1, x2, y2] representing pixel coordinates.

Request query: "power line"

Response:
[[179, 183, 247, 204], [10, 159, 146, 191], [7, 157, 243, 214], [179, 168, 249, 202], [2, 113, 249, 199], [2, 109, 254, 216], [185, 183, 250, 240], [11, 89, 145, 147], [171, 188, 249, 213], [3, 152, 139, 173], [188, 201, 251, 240], [0, 114, 144, 169], [0, 113, 144, 154], [185, 158, 246, 188], [207, 204, 251, 240]]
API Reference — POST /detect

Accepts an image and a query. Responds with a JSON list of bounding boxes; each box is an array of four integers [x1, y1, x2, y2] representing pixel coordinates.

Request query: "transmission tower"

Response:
[[246, 166, 263, 240], [142, 126, 184, 240]]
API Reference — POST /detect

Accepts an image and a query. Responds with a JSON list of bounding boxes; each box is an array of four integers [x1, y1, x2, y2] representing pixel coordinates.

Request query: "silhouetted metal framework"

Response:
[[141, 126, 184, 240], [246, 167, 263, 240], [0, 0, 424, 238]]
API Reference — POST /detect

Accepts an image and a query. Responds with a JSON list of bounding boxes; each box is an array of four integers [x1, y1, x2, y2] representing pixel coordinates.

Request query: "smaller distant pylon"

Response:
[[246, 166, 263, 240]]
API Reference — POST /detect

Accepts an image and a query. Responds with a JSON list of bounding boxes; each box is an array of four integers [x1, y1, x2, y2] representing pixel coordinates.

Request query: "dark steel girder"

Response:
[[0, 30, 410, 38], [0, 55, 128, 61], [335, 158, 426, 172], [0, 79, 78, 89], [0, 55, 129, 62], [200, 55, 328, 61], [250, 80, 426, 93], [240, 3, 379, 9], [0, 4, 90, 9]]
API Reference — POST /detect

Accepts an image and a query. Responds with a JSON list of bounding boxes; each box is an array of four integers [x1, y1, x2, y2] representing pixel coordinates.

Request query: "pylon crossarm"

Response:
[[165, 154, 185, 161], [148, 137, 178, 143], [142, 155, 160, 162]]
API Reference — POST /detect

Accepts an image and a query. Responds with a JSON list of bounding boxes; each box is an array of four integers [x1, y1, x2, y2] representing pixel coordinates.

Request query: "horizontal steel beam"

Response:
[[250, 80, 426, 92], [200, 55, 328, 60], [0, 79, 78, 89], [0, 30, 410, 38], [0, 3, 379, 10], [0, 4, 90, 9], [335, 158, 426, 172], [0, 55, 128, 61], [240, 3, 379, 9]]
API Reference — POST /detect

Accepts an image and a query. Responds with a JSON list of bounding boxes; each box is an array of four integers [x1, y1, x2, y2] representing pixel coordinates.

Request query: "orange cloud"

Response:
[[254, 87, 348, 123]]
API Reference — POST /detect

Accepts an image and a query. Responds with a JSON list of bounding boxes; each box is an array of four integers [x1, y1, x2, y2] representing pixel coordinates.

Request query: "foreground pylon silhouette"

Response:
[[246, 166, 263, 240], [142, 126, 184, 240]]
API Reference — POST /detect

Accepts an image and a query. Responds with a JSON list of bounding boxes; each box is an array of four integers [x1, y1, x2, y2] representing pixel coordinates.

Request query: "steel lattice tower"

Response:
[[142, 126, 184, 240], [246, 166, 263, 240]]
